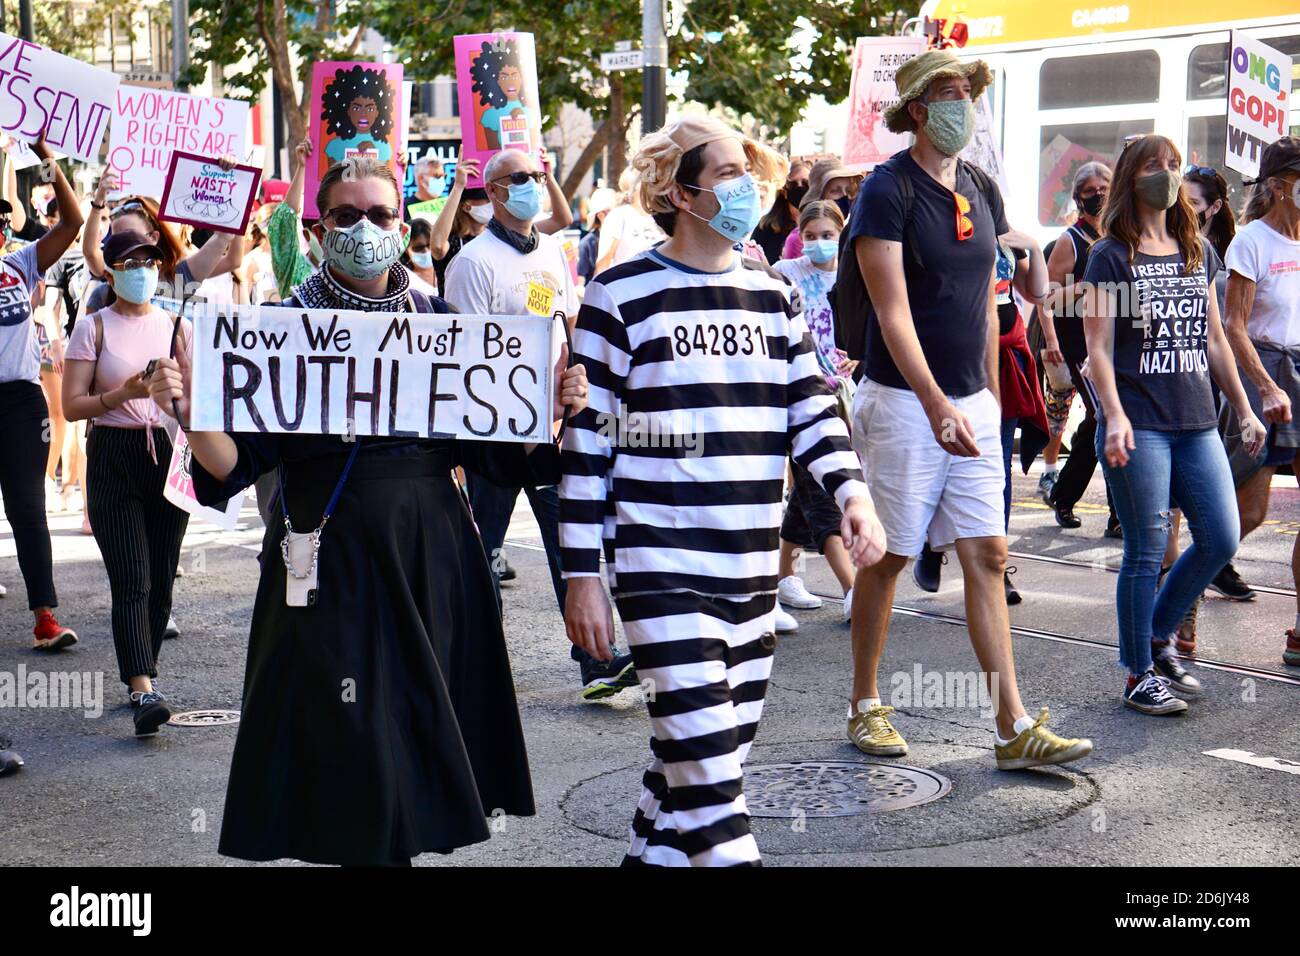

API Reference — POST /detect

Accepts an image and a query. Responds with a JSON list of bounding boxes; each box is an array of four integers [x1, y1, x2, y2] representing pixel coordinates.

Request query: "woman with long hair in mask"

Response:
[[1082, 134, 1264, 715], [145, 155, 590, 866], [781, 157, 862, 260], [62, 230, 191, 737], [755, 160, 808, 264]]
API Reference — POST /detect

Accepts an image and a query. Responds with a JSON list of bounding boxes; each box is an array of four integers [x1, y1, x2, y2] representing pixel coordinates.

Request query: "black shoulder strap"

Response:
[[959, 160, 1000, 220], [889, 163, 922, 271]]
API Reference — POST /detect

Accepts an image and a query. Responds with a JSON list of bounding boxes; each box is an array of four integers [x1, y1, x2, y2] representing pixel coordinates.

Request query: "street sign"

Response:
[[121, 71, 172, 90], [614, 40, 633, 52], [601, 49, 644, 72]]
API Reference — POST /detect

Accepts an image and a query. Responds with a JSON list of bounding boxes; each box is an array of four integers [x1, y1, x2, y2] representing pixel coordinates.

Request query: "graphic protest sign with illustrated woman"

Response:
[[453, 33, 542, 188], [304, 61, 405, 218]]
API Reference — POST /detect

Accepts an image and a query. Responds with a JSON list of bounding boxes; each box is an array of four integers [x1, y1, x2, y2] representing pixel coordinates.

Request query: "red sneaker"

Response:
[[1285, 628, 1300, 667], [33, 611, 77, 651]]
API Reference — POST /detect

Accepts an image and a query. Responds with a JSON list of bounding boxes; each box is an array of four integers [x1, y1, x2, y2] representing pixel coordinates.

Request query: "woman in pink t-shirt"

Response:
[[62, 231, 192, 738]]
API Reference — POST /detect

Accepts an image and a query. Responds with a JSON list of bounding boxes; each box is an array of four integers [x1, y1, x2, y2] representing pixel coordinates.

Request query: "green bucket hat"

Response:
[[885, 48, 994, 135]]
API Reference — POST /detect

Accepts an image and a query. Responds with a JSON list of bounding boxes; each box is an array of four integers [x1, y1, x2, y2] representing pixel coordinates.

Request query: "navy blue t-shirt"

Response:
[[1081, 236, 1219, 431], [847, 149, 1009, 398]]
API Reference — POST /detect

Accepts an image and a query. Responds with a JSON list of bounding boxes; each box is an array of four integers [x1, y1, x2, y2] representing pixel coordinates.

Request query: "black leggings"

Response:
[[86, 426, 189, 686], [0, 380, 57, 610]]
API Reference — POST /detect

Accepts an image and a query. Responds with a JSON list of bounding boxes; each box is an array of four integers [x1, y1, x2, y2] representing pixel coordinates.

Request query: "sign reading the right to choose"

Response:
[[189, 305, 556, 444], [1225, 31, 1291, 179], [842, 36, 925, 171]]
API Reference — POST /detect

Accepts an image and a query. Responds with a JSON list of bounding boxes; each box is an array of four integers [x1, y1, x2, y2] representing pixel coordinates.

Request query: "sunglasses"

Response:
[[324, 204, 402, 229], [1185, 165, 1218, 178], [953, 191, 974, 242], [491, 171, 546, 187], [111, 257, 160, 272], [110, 200, 146, 219]]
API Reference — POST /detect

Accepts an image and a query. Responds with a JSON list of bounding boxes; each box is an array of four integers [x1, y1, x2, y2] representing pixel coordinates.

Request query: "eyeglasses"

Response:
[[111, 257, 160, 271], [953, 191, 974, 242], [323, 204, 402, 229], [1185, 165, 1217, 178], [491, 171, 546, 187]]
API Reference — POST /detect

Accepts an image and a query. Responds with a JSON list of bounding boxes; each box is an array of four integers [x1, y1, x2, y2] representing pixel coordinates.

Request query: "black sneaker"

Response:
[[1104, 515, 1124, 539], [1151, 641, 1201, 695], [912, 543, 943, 593], [1052, 502, 1082, 529], [498, 556, 517, 582], [1004, 567, 1022, 606], [581, 652, 638, 701], [0, 749, 23, 776], [1124, 671, 1188, 715], [131, 691, 172, 736], [1208, 563, 1256, 601]]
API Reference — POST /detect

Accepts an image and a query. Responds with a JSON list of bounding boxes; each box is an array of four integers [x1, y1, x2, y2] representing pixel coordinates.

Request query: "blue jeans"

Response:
[[1001, 417, 1017, 533], [1097, 426, 1238, 675], [465, 473, 612, 671]]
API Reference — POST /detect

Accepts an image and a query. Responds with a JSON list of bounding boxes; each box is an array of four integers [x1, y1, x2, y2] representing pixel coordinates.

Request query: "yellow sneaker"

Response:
[[847, 705, 908, 756], [995, 708, 1093, 770]]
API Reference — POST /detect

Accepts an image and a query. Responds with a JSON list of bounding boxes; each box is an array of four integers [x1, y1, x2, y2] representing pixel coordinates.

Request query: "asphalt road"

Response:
[[1, 459, 1296, 866]]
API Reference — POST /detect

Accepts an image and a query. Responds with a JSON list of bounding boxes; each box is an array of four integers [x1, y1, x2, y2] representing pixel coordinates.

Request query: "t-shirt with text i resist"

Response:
[[1082, 236, 1219, 431]]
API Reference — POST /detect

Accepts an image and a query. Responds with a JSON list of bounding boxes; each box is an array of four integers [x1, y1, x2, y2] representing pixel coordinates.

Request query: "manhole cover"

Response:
[[744, 761, 950, 817], [168, 710, 241, 727]]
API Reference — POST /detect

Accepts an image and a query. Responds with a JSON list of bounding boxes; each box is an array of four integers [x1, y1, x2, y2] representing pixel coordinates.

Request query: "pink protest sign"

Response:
[[304, 61, 405, 220], [163, 428, 245, 530], [453, 33, 543, 189], [0, 32, 118, 164], [842, 36, 924, 171]]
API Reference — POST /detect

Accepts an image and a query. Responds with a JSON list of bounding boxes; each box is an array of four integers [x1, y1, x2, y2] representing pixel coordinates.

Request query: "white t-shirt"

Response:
[[596, 204, 663, 272], [0, 243, 42, 385], [1225, 218, 1300, 347], [443, 227, 578, 318]]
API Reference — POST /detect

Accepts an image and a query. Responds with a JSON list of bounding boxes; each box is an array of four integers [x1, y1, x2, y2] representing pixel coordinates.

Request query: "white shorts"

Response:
[[850, 380, 1005, 556]]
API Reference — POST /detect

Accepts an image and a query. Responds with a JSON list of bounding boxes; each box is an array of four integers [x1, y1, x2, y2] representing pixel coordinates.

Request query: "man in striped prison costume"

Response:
[[559, 117, 888, 867]]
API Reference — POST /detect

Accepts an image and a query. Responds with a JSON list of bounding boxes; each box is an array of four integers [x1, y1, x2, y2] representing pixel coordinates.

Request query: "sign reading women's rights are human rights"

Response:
[[189, 304, 558, 444]]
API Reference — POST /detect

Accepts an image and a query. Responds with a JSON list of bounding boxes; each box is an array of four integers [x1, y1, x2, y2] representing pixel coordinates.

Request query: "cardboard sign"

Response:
[[0, 32, 118, 163], [1225, 31, 1292, 179], [305, 61, 405, 220], [842, 36, 925, 171], [163, 427, 245, 530], [454, 33, 543, 188], [158, 152, 261, 235], [107, 86, 249, 197], [189, 304, 556, 443], [960, 93, 1009, 196]]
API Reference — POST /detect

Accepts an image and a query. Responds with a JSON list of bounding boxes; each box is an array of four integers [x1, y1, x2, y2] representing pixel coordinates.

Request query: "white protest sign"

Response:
[[107, 86, 249, 197], [190, 305, 557, 443], [0, 33, 118, 163], [163, 428, 245, 529], [843, 36, 925, 170], [158, 151, 262, 235], [1225, 31, 1292, 179]]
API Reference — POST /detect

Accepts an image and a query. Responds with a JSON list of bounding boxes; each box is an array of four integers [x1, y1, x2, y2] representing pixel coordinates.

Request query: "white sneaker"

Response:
[[45, 477, 63, 513], [842, 587, 853, 623], [775, 602, 799, 633], [777, 575, 822, 609]]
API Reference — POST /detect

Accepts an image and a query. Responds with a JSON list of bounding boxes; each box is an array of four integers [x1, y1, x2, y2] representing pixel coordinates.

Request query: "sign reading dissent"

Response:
[[189, 305, 556, 444]]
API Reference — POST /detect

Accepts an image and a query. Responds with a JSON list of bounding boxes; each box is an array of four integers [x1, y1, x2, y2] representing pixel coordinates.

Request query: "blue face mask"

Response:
[[805, 239, 838, 264], [686, 173, 762, 241], [110, 266, 160, 305], [501, 180, 543, 222], [410, 250, 434, 269]]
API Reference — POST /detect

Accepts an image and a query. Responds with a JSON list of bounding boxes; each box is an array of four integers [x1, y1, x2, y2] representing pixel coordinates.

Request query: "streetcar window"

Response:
[[1188, 37, 1300, 100], [1039, 51, 1160, 109], [1186, 113, 1300, 218], [1038, 119, 1155, 226]]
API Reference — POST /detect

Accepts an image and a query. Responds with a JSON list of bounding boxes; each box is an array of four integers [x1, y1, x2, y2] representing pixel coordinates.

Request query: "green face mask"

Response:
[[1135, 170, 1182, 211], [923, 99, 976, 157]]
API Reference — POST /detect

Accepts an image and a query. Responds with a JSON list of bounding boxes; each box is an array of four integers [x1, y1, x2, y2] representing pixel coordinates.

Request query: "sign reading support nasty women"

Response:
[[0, 32, 118, 163], [158, 152, 261, 235], [108, 86, 249, 196], [189, 305, 556, 443], [842, 36, 925, 171], [1225, 31, 1291, 179]]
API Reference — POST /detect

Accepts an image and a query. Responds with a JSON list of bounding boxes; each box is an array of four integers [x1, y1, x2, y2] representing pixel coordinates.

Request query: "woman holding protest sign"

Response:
[[62, 230, 192, 738], [0, 130, 83, 652], [146, 155, 590, 866]]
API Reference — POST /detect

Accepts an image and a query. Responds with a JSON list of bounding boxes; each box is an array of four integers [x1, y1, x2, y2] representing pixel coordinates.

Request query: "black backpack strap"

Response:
[[895, 166, 922, 271]]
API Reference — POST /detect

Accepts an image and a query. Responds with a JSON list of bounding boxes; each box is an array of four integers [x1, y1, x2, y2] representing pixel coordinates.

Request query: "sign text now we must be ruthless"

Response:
[[190, 305, 556, 444]]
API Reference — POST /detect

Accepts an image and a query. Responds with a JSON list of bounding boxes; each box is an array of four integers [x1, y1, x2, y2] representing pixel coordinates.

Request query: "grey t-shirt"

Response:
[[0, 242, 44, 385], [1082, 236, 1220, 431]]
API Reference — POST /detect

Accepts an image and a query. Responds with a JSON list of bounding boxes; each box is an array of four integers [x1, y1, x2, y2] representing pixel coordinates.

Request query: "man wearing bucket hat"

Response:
[[842, 48, 1094, 770], [560, 115, 886, 865]]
